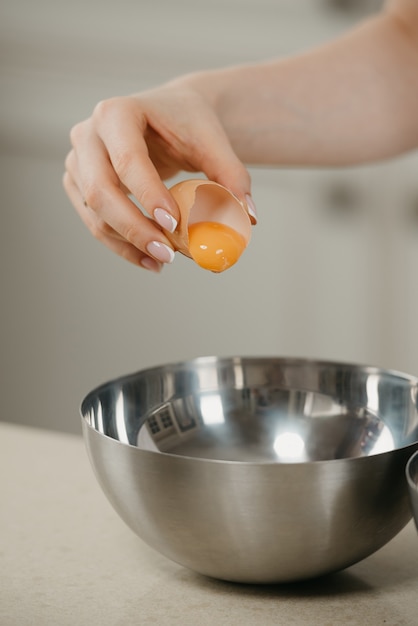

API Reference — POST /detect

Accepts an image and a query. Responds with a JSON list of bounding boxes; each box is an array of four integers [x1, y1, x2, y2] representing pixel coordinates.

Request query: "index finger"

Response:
[[92, 97, 180, 231]]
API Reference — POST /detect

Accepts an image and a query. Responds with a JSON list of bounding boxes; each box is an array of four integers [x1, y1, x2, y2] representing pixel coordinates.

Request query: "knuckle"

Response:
[[92, 99, 112, 121], [62, 172, 77, 200], [93, 96, 128, 122], [64, 150, 75, 173], [62, 171, 70, 192], [186, 136, 204, 163], [89, 217, 109, 241], [134, 182, 154, 211], [82, 183, 104, 210], [64, 152, 71, 171], [112, 148, 134, 180], [123, 222, 140, 245], [69, 121, 86, 146]]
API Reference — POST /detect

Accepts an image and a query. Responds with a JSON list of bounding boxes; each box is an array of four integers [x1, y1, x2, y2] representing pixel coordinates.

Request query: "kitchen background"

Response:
[[2, 0, 418, 435]]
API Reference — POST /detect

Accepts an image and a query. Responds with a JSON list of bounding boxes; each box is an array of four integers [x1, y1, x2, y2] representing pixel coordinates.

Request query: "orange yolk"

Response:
[[188, 221, 246, 273]]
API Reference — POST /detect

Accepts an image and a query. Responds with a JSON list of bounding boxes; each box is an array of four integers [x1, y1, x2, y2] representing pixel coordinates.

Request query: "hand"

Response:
[[63, 78, 254, 272]]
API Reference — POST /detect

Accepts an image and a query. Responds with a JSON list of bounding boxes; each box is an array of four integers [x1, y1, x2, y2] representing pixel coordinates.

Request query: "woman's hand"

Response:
[[63, 78, 253, 272], [64, 0, 418, 273]]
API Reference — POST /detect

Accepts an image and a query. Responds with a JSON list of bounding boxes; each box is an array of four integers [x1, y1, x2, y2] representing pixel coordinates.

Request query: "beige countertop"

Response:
[[1, 421, 417, 626]]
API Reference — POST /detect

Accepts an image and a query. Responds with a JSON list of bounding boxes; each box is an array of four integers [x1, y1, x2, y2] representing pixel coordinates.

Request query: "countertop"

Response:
[[1, 421, 417, 626]]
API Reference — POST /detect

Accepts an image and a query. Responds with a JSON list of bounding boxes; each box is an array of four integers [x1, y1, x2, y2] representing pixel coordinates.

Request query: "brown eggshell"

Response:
[[165, 179, 252, 258]]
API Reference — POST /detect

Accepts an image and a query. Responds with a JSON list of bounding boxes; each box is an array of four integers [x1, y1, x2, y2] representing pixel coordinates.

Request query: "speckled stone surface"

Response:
[[1, 421, 417, 626]]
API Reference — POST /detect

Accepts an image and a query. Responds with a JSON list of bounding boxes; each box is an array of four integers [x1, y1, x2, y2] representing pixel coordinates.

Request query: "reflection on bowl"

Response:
[[136, 388, 396, 462], [81, 357, 418, 583]]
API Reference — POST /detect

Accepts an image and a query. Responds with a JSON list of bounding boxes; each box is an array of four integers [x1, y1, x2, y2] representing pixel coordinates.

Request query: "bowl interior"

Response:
[[82, 357, 418, 463]]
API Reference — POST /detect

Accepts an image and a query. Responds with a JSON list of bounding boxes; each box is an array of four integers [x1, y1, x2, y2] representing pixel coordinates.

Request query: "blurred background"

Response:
[[2, 0, 418, 435]]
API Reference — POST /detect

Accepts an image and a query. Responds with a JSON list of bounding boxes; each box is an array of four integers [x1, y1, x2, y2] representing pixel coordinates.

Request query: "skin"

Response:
[[63, 0, 418, 272]]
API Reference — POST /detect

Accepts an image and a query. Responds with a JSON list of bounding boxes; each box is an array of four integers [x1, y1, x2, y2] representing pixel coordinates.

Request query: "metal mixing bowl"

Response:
[[406, 450, 418, 532], [81, 356, 418, 583]]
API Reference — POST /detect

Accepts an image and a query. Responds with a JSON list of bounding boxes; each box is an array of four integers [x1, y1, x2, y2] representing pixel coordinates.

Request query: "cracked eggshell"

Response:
[[165, 179, 252, 258]]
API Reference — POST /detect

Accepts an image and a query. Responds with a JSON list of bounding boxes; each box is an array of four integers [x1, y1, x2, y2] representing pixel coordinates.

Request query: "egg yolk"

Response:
[[188, 221, 246, 272]]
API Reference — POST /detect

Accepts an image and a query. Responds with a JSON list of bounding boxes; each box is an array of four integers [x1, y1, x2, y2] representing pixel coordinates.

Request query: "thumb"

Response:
[[200, 146, 258, 225]]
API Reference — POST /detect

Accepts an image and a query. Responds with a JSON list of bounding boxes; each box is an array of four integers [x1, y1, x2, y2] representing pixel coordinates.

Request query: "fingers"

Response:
[[63, 86, 257, 273], [193, 124, 258, 223], [91, 98, 181, 226], [66, 119, 176, 270], [64, 98, 178, 272], [67, 115, 175, 263], [141, 83, 258, 224], [200, 149, 258, 224], [63, 170, 162, 271]]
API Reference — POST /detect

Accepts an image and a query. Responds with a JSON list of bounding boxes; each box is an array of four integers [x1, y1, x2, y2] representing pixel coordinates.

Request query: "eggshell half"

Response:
[[165, 179, 252, 258]]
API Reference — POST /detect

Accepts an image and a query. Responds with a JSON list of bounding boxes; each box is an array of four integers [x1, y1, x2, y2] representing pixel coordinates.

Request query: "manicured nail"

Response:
[[245, 194, 258, 224], [146, 240, 175, 264], [140, 256, 162, 273], [154, 208, 178, 233]]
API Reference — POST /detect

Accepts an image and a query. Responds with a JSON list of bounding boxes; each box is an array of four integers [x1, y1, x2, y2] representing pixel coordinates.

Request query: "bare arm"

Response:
[[64, 0, 418, 271], [183, 0, 418, 166]]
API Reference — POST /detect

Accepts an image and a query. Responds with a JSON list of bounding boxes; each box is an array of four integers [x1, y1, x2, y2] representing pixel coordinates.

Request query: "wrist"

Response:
[[168, 67, 232, 115]]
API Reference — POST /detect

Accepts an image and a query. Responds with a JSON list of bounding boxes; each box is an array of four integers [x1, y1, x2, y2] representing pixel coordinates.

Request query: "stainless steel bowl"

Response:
[[81, 356, 418, 583], [406, 450, 418, 532]]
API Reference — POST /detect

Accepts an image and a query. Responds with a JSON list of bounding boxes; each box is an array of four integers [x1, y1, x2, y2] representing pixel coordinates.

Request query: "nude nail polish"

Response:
[[146, 241, 175, 264], [245, 194, 258, 224], [154, 208, 178, 233]]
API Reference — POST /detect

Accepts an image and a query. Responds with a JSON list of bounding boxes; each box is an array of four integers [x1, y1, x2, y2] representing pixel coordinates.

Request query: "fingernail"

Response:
[[154, 208, 178, 233], [245, 194, 258, 224], [140, 256, 162, 273], [146, 240, 175, 264]]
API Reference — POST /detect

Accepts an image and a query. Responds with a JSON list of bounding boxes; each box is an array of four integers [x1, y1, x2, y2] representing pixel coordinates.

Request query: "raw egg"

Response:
[[188, 222, 246, 272], [164, 179, 252, 272]]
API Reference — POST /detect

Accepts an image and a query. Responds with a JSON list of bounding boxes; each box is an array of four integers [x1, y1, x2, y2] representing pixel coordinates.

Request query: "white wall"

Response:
[[2, 0, 418, 435]]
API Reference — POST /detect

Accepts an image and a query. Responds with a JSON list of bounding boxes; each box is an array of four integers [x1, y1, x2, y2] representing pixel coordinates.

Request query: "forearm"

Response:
[[182, 6, 418, 167]]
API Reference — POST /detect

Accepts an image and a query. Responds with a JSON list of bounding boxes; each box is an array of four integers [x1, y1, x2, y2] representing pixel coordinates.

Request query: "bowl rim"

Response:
[[80, 355, 418, 467], [80, 354, 418, 408]]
